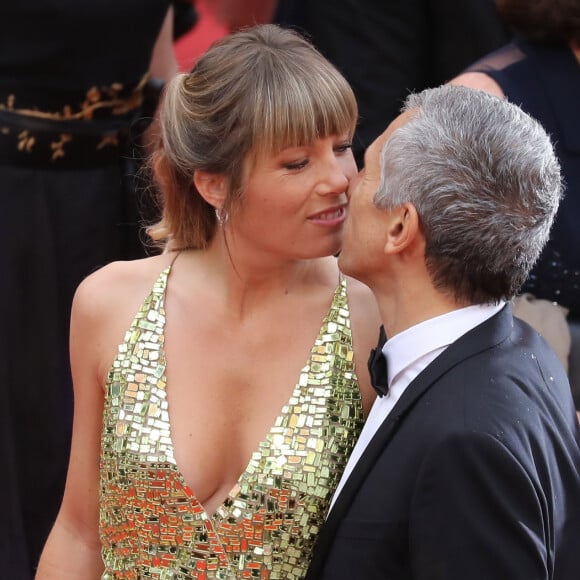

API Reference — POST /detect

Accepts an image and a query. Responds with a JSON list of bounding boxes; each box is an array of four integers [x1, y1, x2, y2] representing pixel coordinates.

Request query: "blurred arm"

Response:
[[35, 279, 108, 578], [205, 0, 278, 30]]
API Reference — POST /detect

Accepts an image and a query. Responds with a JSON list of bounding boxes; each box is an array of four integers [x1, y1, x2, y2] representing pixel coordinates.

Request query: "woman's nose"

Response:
[[316, 152, 355, 196]]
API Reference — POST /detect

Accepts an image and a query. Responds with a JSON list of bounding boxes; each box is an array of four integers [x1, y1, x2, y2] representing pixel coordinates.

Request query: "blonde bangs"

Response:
[[249, 58, 358, 159]]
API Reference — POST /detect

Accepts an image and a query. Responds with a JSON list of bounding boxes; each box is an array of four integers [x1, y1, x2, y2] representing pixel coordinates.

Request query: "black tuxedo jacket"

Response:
[[305, 305, 580, 579]]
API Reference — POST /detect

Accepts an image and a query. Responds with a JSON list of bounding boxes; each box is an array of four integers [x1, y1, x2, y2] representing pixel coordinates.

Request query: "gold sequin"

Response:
[[99, 266, 363, 579]]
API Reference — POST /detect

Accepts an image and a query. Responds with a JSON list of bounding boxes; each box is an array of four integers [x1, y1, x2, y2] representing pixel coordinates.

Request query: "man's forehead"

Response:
[[366, 109, 416, 167]]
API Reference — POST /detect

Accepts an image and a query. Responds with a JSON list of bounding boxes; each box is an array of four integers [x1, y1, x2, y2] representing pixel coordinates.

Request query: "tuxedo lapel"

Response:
[[306, 305, 514, 578]]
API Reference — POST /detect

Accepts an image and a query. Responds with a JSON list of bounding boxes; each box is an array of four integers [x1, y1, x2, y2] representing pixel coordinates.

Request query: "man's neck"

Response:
[[373, 286, 469, 339]]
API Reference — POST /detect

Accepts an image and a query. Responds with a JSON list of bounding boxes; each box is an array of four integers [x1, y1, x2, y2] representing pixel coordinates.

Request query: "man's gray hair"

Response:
[[374, 84, 563, 303]]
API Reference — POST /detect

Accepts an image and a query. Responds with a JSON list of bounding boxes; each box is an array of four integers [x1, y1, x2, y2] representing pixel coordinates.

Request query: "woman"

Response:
[[36, 24, 379, 579]]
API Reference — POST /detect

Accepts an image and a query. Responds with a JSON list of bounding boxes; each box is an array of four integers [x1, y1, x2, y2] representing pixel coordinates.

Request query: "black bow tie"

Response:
[[368, 325, 389, 397]]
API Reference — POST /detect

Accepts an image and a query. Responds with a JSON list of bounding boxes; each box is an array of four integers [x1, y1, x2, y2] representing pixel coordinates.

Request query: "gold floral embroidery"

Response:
[[0, 73, 149, 121], [97, 134, 120, 150], [50, 134, 72, 160], [17, 130, 35, 153]]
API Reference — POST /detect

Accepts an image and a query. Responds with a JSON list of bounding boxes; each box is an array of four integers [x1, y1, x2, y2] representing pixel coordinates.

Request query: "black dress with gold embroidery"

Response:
[[0, 2, 170, 577]]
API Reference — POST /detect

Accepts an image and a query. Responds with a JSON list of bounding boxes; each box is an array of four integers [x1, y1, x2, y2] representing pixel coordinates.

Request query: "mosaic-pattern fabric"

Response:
[[99, 263, 364, 579]]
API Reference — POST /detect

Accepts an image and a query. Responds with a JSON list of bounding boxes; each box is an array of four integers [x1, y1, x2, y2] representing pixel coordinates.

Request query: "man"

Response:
[[305, 85, 580, 579]]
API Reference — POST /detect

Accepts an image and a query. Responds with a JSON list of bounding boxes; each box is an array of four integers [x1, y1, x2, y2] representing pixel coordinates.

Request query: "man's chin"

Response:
[[336, 251, 354, 277], [337, 251, 370, 285]]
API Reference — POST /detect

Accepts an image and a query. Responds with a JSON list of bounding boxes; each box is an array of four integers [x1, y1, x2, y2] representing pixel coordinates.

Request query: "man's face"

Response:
[[338, 112, 412, 283]]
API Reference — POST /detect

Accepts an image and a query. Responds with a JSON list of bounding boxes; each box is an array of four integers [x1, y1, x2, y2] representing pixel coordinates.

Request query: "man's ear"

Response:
[[384, 203, 420, 255], [193, 170, 228, 209]]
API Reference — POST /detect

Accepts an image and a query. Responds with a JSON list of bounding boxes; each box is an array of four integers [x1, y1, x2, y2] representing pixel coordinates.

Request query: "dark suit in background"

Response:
[[275, 0, 511, 165]]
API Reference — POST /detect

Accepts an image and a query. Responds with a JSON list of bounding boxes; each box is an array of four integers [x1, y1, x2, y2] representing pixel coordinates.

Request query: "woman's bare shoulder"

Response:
[[73, 254, 175, 316], [71, 254, 178, 379]]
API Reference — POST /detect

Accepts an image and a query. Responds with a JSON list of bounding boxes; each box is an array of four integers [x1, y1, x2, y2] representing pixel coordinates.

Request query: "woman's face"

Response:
[[229, 134, 357, 261]]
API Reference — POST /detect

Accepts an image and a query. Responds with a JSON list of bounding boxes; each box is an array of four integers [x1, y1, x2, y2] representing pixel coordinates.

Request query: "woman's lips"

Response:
[[308, 206, 347, 226]]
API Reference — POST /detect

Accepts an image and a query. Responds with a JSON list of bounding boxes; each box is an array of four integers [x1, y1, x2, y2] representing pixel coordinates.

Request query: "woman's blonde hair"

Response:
[[147, 24, 358, 251]]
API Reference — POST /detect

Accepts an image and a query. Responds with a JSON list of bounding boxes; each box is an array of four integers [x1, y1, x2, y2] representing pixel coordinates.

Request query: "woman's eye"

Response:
[[335, 142, 353, 154], [284, 159, 308, 170]]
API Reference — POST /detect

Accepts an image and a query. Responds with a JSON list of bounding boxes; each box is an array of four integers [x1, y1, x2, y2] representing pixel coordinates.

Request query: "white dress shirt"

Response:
[[329, 301, 505, 512]]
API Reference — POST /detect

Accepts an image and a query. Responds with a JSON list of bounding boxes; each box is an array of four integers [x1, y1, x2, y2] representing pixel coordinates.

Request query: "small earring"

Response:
[[215, 207, 228, 226]]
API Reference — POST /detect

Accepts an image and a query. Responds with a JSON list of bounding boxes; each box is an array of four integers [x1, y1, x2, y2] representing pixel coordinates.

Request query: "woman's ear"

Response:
[[193, 170, 228, 210], [384, 203, 421, 255]]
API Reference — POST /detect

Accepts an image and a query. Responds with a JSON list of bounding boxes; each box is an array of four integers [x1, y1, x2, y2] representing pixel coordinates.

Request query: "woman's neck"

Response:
[[200, 235, 335, 320]]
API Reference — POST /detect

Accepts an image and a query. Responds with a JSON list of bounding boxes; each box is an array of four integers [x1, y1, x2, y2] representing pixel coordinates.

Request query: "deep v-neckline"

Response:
[[101, 261, 364, 578], [154, 264, 345, 522]]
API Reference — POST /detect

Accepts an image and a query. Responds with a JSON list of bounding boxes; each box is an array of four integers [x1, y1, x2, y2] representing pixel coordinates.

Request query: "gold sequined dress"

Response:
[[99, 263, 364, 579]]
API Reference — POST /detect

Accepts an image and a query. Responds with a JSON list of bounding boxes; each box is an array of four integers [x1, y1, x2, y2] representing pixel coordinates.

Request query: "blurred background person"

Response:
[[451, 0, 580, 415], [0, 3, 177, 577]]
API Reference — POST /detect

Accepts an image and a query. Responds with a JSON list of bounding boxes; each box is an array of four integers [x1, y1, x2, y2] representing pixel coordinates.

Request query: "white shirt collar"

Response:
[[383, 302, 506, 390], [328, 301, 506, 514]]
